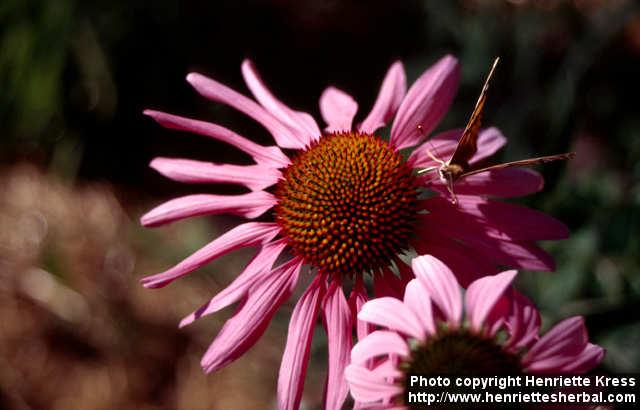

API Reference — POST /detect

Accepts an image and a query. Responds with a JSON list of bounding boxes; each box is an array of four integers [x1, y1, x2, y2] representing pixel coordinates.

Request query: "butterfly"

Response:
[[418, 57, 575, 204]]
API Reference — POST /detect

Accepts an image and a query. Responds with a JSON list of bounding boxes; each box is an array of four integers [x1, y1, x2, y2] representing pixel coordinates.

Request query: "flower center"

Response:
[[274, 131, 419, 278], [401, 330, 522, 409]]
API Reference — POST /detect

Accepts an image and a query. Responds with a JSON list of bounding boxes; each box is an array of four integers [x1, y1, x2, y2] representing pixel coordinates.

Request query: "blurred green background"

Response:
[[1, 0, 639, 409]]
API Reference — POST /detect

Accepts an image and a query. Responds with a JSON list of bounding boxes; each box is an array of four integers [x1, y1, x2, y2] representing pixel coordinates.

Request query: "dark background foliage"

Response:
[[1, 1, 639, 409]]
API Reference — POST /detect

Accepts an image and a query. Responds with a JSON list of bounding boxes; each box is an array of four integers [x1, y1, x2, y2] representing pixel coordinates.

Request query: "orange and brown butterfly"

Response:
[[418, 57, 575, 204]]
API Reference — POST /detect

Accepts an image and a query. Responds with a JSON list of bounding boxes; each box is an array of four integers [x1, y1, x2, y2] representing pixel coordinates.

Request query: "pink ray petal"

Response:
[[149, 157, 281, 191], [278, 275, 325, 410], [411, 255, 463, 327], [201, 257, 302, 373], [413, 235, 498, 287], [358, 297, 424, 340], [320, 86, 358, 132], [505, 290, 541, 352], [454, 197, 569, 241], [186, 72, 307, 149], [322, 281, 353, 410], [403, 279, 436, 337], [523, 316, 588, 373], [417, 213, 556, 272], [390, 55, 460, 150], [441, 168, 544, 198], [140, 222, 280, 288], [351, 330, 409, 365], [179, 240, 288, 327], [143, 110, 290, 168], [557, 343, 605, 374], [465, 270, 517, 333], [345, 364, 403, 404], [241, 60, 321, 144], [359, 61, 406, 134], [141, 191, 277, 227], [348, 278, 372, 342], [409, 127, 506, 169]]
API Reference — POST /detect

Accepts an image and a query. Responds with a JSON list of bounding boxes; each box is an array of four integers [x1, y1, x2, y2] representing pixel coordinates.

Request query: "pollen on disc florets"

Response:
[[274, 131, 419, 278]]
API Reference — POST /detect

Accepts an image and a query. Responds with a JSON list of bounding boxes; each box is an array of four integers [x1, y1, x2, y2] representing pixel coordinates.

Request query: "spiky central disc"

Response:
[[274, 131, 419, 277]]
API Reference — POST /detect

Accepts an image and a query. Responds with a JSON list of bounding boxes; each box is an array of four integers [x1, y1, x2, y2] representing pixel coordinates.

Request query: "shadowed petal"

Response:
[[391, 55, 460, 149], [242, 60, 320, 144], [348, 278, 372, 342], [523, 316, 588, 373], [186, 72, 307, 149], [359, 61, 406, 134], [320, 86, 358, 132], [455, 197, 569, 241], [141, 191, 277, 227], [411, 255, 463, 326], [465, 270, 517, 332], [438, 168, 544, 198], [323, 281, 352, 410], [201, 258, 302, 373], [143, 110, 290, 168], [558, 343, 605, 374], [149, 157, 281, 191], [505, 290, 541, 352], [140, 222, 280, 288], [278, 275, 325, 410], [179, 240, 288, 327]]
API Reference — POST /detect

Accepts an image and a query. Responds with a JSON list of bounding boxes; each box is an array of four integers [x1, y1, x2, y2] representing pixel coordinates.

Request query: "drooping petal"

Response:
[[358, 297, 424, 340], [351, 330, 409, 366], [465, 270, 517, 332], [322, 281, 352, 410], [455, 197, 569, 241], [403, 280, 436, 336], [408, 127, 506, 169], [278, 275, 325, 410], [348, 278, 372, 342], [179, 239, 288, 327], [359, 61, 406, 134], [241, 60, 321, 144], [143, 110, 290, 168], [149, 157, 281, 192], [320, 86, 358, 132], [186, 72, 307, 149], [411, 255, 463, 326], [444, 168, 544, 198], [141, 191, 277, 227], [557, 343, 605, 374], [522, 316, 588, 373], [505, 290, 541, 352], [413, 235, 498, 287], [140, 222, 281, 288], [345, 364, 403, 404], [390, 55, 460, 150], [416, 212, 556, 272], [201, 258, 302, 373]]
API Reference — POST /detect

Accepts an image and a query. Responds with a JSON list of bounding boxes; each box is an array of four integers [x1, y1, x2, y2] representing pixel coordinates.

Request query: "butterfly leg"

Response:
[[446, 173, 458, 205]]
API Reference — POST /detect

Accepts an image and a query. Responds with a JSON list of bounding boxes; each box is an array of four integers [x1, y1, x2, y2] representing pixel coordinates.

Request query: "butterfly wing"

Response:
[[460, 152, 576, 178], [448, 58, 500, 170]]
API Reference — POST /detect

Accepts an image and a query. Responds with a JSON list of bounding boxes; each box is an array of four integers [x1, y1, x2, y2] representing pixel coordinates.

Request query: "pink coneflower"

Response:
[[141, 55, 567, 409], [345, 254, 605, 409]]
